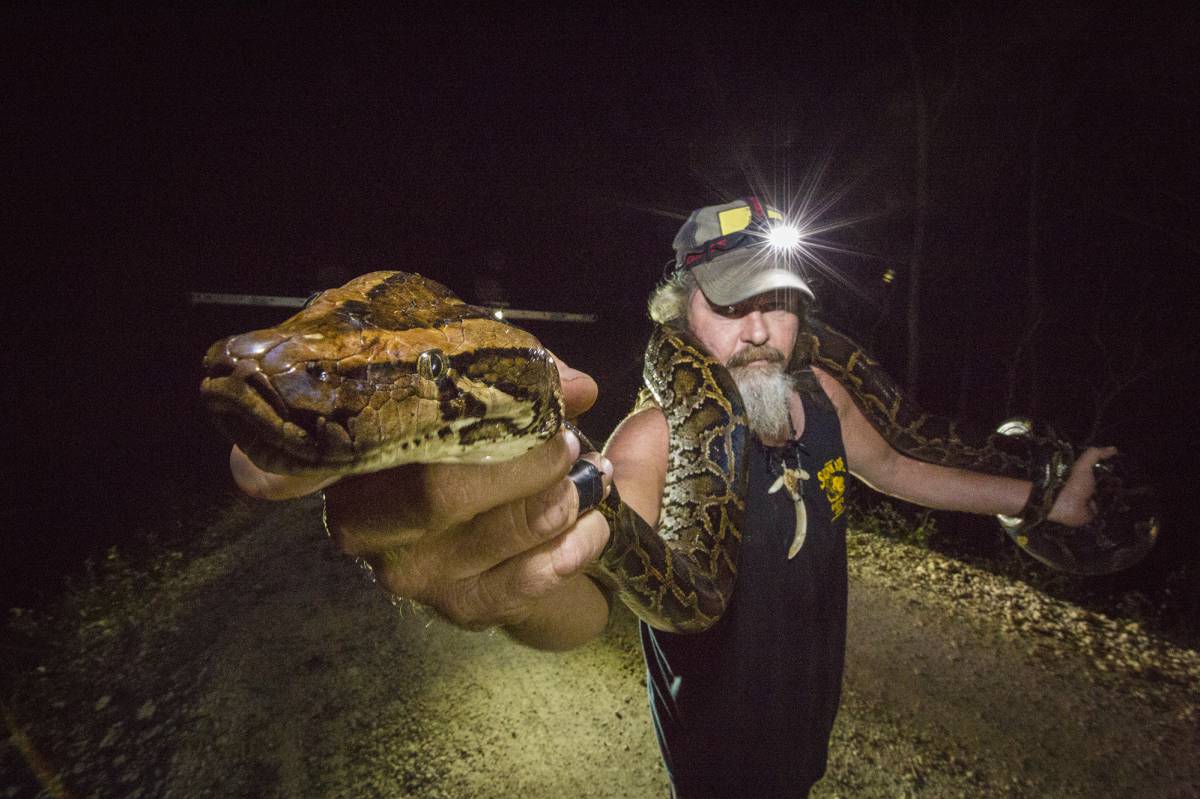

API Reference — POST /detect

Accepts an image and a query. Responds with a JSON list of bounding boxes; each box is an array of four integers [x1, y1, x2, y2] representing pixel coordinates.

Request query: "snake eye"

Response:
[[417, 348, 448, 382]]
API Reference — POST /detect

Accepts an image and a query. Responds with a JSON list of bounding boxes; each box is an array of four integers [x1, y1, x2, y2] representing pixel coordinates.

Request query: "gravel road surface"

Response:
[[3, 496, 1197, 798]]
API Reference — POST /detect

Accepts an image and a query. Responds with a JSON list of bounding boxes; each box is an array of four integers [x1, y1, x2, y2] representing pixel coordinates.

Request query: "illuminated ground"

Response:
[[3, 496, 1198, 797]]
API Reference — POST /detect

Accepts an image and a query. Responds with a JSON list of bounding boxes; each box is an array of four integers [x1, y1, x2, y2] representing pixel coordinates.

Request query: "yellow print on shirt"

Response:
[[817, 456, 846, 520]]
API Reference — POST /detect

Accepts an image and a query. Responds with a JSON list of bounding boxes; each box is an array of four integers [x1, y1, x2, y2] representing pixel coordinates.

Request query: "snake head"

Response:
[[201, 271, 564, 475]]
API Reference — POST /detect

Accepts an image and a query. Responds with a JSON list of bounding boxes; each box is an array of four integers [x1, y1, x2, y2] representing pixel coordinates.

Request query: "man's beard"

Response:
[[727, 346, 795, 443]]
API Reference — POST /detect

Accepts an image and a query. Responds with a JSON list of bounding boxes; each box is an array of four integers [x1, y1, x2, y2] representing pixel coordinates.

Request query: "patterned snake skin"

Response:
[[586, 324, 750, 632]]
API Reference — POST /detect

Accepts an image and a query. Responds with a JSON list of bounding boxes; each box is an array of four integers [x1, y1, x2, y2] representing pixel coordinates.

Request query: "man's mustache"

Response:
[[727, 346, 786, 369]]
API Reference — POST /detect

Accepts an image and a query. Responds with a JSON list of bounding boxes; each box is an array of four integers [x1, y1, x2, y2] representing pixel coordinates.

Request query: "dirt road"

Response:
[[3, 496, 1197, 798]]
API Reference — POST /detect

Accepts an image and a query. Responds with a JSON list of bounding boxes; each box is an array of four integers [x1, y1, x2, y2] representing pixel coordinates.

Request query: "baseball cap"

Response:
[[672, 196, 814, 305]]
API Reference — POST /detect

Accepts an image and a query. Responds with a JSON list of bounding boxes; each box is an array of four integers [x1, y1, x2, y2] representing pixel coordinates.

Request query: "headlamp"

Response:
[[712, 196, 803, 256], [673, 196, 807, 276], [680, 217, 804, 270], [766, 223, 802, 252]]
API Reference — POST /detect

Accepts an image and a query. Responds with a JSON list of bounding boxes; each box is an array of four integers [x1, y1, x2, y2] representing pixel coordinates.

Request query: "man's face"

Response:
[[686, 288, 801, 370]]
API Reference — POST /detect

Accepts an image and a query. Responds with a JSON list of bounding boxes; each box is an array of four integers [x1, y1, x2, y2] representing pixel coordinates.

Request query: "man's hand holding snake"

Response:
[[1046, 445, 1119, 528], [226, 356, 616, 646]]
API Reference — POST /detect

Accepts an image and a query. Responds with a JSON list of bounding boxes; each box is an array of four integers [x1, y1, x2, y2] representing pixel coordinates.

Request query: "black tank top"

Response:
[[640, 391, 849, 797]]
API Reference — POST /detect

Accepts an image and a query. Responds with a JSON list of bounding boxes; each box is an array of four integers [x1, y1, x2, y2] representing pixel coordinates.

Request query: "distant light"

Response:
[[766, 224, 802, 252], [493, 309, 504, 320], [882, 268, 895, 284]]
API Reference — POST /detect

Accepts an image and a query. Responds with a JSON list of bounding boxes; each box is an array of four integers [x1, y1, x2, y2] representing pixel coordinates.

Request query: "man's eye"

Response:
[[713, 302, 747, 318], [719, 300, 771, 317], [711, 291, 802, 318]]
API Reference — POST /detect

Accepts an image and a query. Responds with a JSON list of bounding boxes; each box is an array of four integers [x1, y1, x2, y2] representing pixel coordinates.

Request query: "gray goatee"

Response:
[[728, 348, 795, 443]]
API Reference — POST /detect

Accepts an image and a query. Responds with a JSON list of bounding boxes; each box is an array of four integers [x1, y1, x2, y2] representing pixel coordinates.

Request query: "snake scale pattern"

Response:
[[585, 324, 750, 632], [202, 271, 1151, 632]]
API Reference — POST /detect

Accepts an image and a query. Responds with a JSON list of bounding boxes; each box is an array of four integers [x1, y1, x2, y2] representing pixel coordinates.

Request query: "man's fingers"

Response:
[[544, 505, 612, 578], [368, 546, 431, 601], [1049, 445, 1120, 527], [368, 451, 613, 615], [446, 453, 612, 576], [439, 511, 612, 630], [1079, 445, 1119, 472], [325, 428, 582, 552], [229, 446, 341, 500], [550, 351, 598, 419]]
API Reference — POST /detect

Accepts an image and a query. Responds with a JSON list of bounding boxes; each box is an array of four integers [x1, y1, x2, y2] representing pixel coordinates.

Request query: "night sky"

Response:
[[6, 6, 1198, 608]]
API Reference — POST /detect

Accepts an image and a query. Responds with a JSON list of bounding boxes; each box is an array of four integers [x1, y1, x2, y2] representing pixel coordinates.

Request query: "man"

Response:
[[231, 197, 1111, 797]]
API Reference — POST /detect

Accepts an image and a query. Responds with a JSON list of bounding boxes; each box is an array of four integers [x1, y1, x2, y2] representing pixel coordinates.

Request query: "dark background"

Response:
[[5, 7, 1198, 621]]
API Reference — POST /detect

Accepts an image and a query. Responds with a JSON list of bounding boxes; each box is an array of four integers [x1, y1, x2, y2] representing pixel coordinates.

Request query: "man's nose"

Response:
[[740, 310, 769, 345]]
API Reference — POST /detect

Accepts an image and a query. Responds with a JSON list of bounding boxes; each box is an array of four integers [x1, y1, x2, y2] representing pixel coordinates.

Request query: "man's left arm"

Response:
[[812, 368, 1115, 527]]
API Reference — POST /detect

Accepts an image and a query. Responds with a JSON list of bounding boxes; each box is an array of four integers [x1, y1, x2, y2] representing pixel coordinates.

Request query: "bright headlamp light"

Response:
[[765, 223, 803, 252]]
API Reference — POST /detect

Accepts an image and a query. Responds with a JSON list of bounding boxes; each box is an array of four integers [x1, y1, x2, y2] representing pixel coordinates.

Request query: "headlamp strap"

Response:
[[744, 195, 767, 222]]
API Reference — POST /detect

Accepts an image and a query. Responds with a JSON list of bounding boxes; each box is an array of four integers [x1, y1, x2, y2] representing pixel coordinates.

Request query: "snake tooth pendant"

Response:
[[769, 466, 810, 559]]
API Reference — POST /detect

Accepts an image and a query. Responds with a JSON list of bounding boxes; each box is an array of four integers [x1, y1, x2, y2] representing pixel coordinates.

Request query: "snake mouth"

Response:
[[202, 349, 292, 424], [201, 346, 344, 473], [201, 383, 352, 476]]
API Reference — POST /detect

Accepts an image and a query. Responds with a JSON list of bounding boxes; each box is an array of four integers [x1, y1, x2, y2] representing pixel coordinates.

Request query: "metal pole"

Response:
[[189, 293, 599, 323]]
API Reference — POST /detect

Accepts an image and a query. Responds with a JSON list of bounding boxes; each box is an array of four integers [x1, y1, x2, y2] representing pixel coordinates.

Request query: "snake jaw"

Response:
[[202, 344, 559, 475]]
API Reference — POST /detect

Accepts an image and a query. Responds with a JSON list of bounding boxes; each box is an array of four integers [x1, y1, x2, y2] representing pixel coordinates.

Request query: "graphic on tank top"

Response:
[[816, 455, 847, 521]]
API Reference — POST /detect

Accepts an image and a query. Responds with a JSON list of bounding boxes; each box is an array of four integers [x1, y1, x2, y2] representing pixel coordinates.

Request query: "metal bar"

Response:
[[491, 308, 598, 323], [190, 292, 308, 308], [189, 293, 598, 323]]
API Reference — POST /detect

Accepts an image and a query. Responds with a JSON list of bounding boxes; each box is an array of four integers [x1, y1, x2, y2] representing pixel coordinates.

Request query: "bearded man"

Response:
[[231, 197, 1114, 799]]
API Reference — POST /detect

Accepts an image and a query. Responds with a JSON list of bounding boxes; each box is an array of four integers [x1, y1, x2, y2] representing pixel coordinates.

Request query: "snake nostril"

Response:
[[206, 355, 236, 379]]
